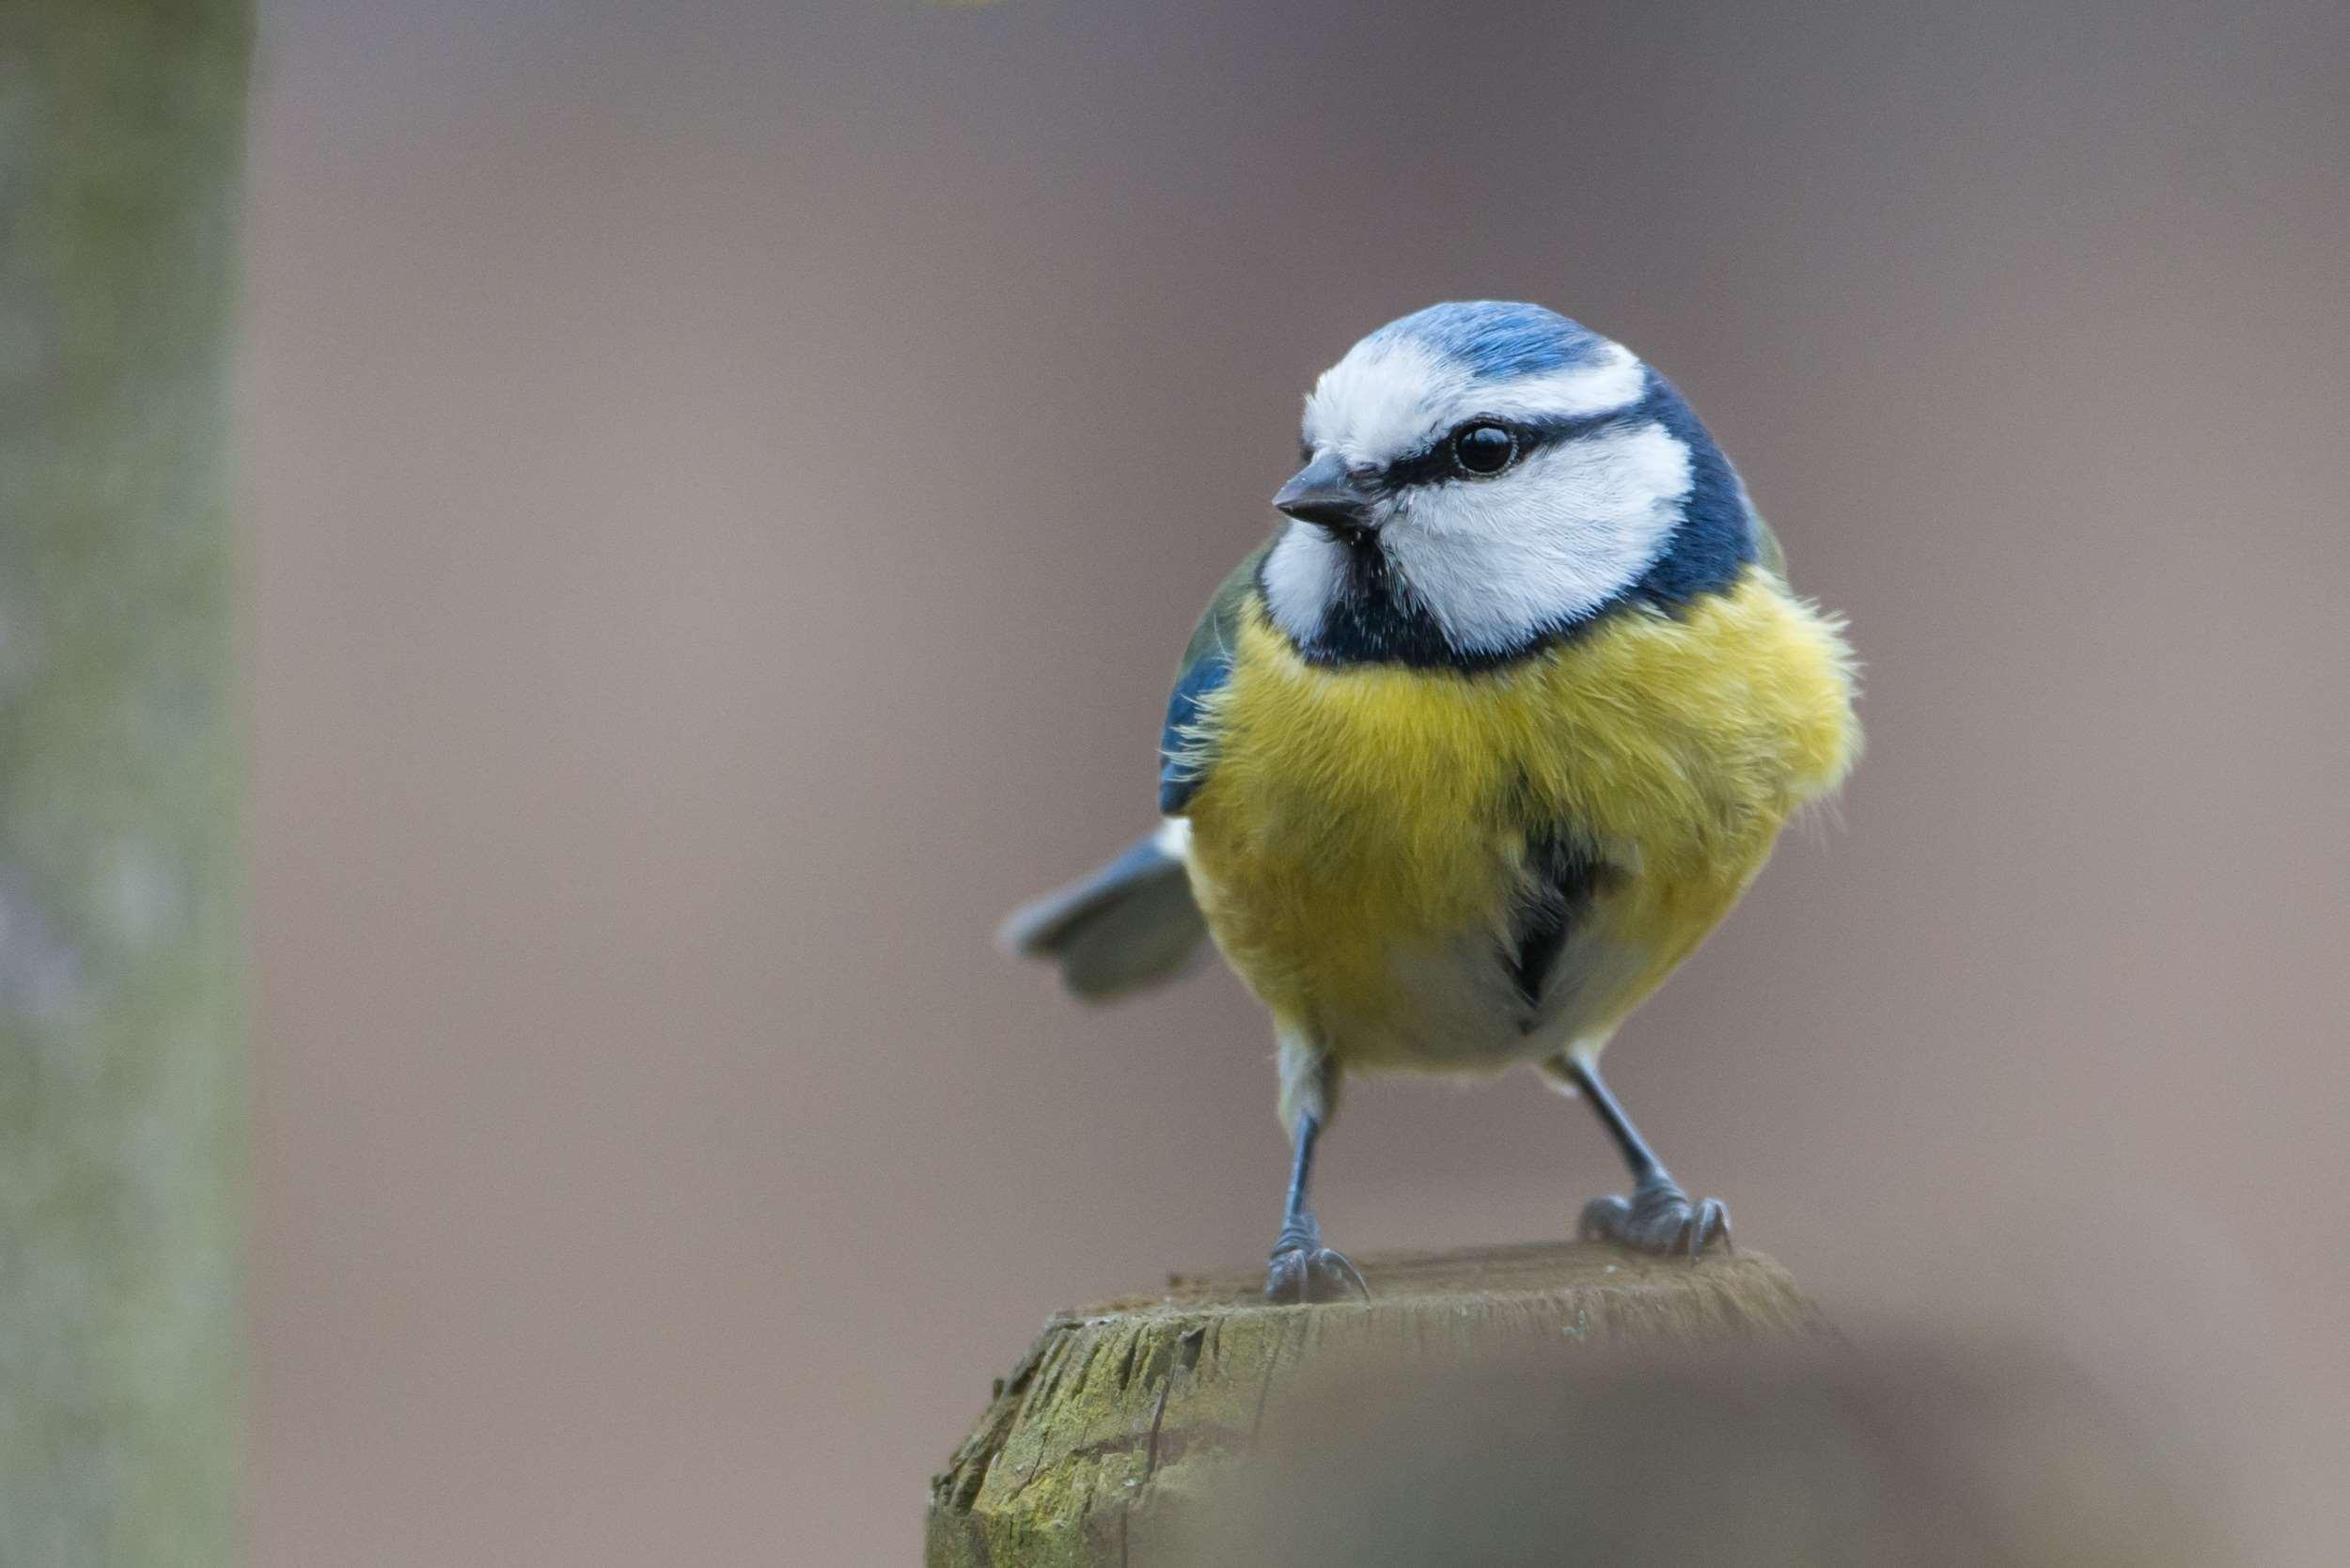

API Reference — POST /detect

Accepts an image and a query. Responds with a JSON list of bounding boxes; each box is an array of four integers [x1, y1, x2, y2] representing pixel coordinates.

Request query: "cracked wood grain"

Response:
[[925, 1242, 1828, 1568]]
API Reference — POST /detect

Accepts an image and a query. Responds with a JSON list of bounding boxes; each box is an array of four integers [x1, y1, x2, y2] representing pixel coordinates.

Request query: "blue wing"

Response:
[[1157, 539, 1269, 815], [1158, 651, 1231, 814]]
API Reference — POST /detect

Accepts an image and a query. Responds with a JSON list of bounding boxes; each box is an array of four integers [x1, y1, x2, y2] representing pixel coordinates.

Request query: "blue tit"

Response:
[[1003, 301, 1858, 1302]]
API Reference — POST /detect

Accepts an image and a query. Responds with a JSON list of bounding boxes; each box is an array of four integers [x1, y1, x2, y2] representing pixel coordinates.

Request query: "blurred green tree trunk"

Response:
[[0, 2, 252, 1560]]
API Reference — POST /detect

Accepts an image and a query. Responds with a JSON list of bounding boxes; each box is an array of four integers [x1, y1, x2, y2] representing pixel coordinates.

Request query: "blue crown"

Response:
[[1369, 301, 1611, 383]]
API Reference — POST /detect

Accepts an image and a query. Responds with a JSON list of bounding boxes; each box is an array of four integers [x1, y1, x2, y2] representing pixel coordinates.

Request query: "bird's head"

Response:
[[1264, 301, 1757, 667]]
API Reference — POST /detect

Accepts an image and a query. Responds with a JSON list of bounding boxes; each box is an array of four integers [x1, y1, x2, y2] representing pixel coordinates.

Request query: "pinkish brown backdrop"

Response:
[[246, 2, 2350, 1561]]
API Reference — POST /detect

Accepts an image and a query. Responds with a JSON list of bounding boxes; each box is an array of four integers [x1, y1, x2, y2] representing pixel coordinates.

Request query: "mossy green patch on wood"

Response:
[[927, 1243, 1828, 1568]]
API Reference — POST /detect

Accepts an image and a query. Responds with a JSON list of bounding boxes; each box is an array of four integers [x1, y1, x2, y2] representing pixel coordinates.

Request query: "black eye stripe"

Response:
[[1374, 410, 1631, 493]]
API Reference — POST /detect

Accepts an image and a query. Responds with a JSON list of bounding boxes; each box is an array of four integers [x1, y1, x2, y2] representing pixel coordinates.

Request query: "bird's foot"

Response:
[[1263, 1216, 1369, 1304], [1577, 1169, 1731, 1260]]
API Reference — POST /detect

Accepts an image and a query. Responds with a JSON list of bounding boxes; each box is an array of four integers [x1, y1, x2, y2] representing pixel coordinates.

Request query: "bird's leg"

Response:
[[1559, 1055, 1731, 1260], [1262, 1109, 1368, 1303]]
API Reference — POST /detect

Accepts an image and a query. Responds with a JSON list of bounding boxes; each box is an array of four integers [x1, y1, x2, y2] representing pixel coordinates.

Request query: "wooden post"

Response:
[[0, 2, 252, 1560], [927, 1243, 1828, 1568]]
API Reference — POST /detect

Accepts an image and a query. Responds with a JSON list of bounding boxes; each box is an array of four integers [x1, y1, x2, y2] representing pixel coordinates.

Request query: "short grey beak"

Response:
[[1273, 451, 1376, 538]]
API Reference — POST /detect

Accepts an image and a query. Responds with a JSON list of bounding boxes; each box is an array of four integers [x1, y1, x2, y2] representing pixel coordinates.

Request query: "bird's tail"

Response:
[[997, 824, 1208, 1001]]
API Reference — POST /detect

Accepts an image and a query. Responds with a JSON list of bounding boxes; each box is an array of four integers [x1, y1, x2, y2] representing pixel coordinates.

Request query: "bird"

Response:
[[1001, 301, 1858, 1303]]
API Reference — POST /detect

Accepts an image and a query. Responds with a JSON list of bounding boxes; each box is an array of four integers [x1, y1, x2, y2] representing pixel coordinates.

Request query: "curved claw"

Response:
[[1578, 1174, 1732, 1262], [1687, 1196, 1733, 1259], [1264, 1245, 1371, 1304]]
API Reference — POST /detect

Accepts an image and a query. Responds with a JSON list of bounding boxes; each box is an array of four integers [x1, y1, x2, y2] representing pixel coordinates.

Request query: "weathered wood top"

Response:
[[928, 1242, 1827, 1568], [1099, 1238, 1813, 1320]]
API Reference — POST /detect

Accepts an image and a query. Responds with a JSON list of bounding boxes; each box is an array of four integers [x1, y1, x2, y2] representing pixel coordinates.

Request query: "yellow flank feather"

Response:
[[1180, 564, 1859, 1073]]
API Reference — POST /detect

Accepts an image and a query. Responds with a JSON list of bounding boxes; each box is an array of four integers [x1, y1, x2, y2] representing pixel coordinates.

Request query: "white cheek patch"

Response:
[[1385, 421, 1694, 654], [1259, 421, 1694, 658], [1281, 321, 1687, 659]]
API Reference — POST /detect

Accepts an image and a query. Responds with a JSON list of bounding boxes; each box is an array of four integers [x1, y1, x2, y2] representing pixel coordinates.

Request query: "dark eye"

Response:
[[1449, 423, 1518, 476]]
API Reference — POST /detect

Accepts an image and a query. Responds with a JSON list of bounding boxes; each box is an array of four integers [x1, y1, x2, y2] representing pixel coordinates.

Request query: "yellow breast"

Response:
[[1180, 564, 1858, 1063]]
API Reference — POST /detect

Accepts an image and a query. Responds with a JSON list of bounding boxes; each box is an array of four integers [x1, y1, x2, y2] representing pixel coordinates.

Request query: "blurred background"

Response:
[[244, 0, 2350, 1561]]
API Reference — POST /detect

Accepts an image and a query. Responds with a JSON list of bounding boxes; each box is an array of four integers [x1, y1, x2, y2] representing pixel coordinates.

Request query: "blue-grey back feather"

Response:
[[998, 834, 1208, 1001]]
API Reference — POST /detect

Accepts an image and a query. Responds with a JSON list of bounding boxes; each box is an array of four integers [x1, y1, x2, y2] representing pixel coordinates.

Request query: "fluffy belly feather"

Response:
[[1179, 566, 1857, 1070]]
